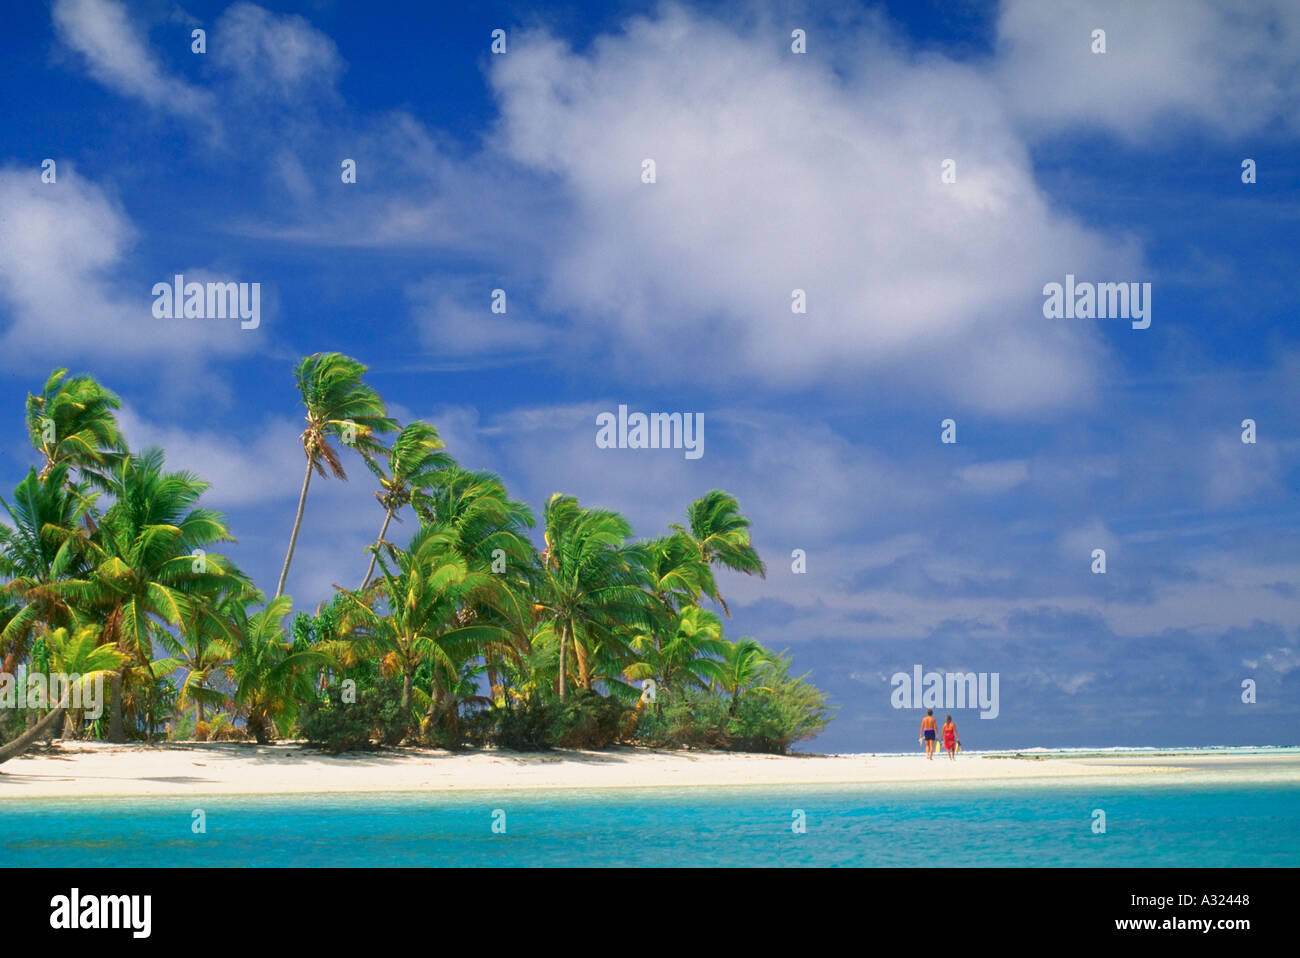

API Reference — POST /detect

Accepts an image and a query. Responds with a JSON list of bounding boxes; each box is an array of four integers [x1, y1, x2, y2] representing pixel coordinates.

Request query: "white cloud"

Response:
[[51, 0, 211, 117], [957, 458, 1030, 494], [995, 0, 1300, 141], [485, 5, 1132, 411], [0, 166, 256, 377], [409, 279, 552, 357], [211, 2, 345, 104], [115, 405, 304, 509]]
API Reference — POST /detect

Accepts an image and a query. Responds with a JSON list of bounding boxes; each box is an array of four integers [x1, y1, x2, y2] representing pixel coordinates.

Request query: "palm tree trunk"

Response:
[[0, 679, 83, 764], [275, 460, 314, 599], [107, 670, 124, 743], [360, 507, 395, 589], [574, 641, 592, 691], [557, 623, 568, 700]]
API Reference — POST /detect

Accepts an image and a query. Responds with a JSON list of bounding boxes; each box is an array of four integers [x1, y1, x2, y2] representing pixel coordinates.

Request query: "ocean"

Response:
[[3, 766, 1298, 867]]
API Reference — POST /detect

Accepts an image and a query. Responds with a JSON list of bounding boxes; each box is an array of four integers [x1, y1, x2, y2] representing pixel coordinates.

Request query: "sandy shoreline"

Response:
[[2, 743, 1296, 799]]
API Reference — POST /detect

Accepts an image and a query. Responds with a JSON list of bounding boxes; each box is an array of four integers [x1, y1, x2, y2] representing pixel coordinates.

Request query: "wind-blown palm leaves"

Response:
[[415, 468, 538, 700], [0, 465, 94, 673], [58, 448, 238, 741], [228, 596, 329, 743], [673, 490, 766, 617], [338, 525, 506, 727], [0, 362, 823, 752], [535, 494, 659, 699], [360, 421, 454, 589], [276, 352, 397, 599], [164, 575, 257, 730], [0, 625, 127, 764], [25, 369, 127, 487], [627, 604, 727, 694], [716, 638, 773, 714]]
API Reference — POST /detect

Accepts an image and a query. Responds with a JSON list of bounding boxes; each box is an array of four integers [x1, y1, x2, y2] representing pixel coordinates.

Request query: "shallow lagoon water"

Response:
[[3, 775, 1297, 867]]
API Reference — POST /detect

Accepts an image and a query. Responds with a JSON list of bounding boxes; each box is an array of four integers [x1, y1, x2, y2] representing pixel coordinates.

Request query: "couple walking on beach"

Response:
[[920, 709, 959, 760]]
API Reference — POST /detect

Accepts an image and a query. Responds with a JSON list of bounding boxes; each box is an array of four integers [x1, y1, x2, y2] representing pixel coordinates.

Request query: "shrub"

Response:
[[301, 675, 407, 754], [552, 690, 629, 749], [492, 695, 556, 751], [724, 653, 833, 754], [634, 688, 729, 749]]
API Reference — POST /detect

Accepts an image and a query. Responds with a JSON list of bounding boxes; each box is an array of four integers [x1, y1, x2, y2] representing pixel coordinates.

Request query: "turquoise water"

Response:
[[2, 779, 1298, 866]]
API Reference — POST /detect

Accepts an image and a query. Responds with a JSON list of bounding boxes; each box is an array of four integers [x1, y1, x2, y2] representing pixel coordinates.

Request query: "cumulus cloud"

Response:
[[485, 5, 1130, 410], [115, 405, 304, 509], [0, 166, 256, 375]]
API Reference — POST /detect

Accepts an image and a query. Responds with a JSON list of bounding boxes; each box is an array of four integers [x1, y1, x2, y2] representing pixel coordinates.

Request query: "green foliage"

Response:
[[726, 652, 834, 754], [475, 690, 632, 751], [489, 695, 557, 751], [301, 675, 408, 754], [0, 364, 834, 761], [634, 689, 730, 749], [633, 653, 833, 754], [552, 690, 630, 749]]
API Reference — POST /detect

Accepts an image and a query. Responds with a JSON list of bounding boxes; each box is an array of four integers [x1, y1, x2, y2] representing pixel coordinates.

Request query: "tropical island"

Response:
[[0, 354, 833, 768]]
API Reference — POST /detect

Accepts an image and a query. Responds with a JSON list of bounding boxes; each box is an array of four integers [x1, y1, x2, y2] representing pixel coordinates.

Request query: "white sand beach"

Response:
[[3, 743, 1297, 798]]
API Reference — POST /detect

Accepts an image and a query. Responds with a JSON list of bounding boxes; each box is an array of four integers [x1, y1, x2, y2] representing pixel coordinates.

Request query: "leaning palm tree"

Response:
[[534, 494, 658, 698], [672, 490, 766, 617], [359, 421, 454, 589], [0, 625, 127, 764], [276, 353, 397, 599], [26, 368, 127, 488]]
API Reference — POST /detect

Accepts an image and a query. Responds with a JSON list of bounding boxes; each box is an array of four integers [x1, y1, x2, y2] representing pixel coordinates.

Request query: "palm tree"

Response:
[[0, 625, 127, 764], [59, 448, 238, 741], [716, 637, 773, 715], [672, 490, 766, 617], [276, 353, 397, 599], [629, 604, 727, 694], [415, 468, 538, 700], [534, 494, 658, 698], [339, 525, 505, 736], [227, 596, 329, 743], [360, 421, 454, 589], [26, 369, 127, 487], [166, 576, 256, 733], [0, 465, 94, 674]]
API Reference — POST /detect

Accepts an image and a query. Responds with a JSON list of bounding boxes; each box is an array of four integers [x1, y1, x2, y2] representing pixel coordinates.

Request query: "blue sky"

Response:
[[1, 0, 1297, 751]]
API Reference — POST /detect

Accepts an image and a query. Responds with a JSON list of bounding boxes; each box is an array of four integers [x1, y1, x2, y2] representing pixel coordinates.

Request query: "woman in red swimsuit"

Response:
[[942, 716, 958, 760]]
